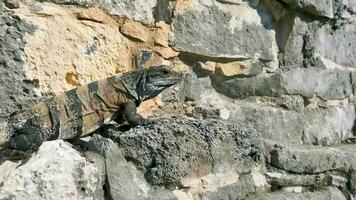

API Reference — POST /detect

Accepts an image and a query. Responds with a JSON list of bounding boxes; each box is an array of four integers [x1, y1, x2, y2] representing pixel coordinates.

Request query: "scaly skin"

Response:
[[0, 52, 181, 158]]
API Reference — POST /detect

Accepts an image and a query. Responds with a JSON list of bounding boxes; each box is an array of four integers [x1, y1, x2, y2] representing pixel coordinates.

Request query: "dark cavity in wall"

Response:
[[0, 13, 38, 119], [153, 0, 172, 23]]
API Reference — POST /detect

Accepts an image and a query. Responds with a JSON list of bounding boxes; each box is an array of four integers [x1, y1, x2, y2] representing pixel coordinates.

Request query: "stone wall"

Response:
[[0, 0, 356, 199]]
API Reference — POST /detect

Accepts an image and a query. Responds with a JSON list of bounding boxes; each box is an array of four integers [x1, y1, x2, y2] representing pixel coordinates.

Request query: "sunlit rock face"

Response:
[[0, 0, 356, 199]]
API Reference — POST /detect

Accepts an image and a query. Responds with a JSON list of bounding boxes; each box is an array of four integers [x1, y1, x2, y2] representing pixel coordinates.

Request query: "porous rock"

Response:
[[0, 12, 38, 118], [99, 116, 264, 187], [0, 140, 105, 200]]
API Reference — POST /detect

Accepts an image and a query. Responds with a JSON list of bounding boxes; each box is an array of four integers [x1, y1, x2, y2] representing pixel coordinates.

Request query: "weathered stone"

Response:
[[0, 140, 105, 200], [181, 72, 214, 101], [218, 68, 352, 100], [264, 140, 349, 173], [266, 172, 329, 189], [201, 174, 264, 200], [217, 73, 284, 98], [256, 95, 305, 111], [302, 105, 355, 145], [153, 21, 171, 47], [86, 134, 150, 200], [4, 0, 20, 9], [0, 12, 38, 118], [314, 23, 356, 68], [173, 168, 266, 199], [281, 68, 352, 100], [153, 0, 172, 23], [100, 116, 264, 187], [346, 0, 356, 14], [280, 0, 334, 18], [215, 60, 263, 77], [218, 0, 261, 7], [350, 169, 356, 194], [17, 4, 133, 93], [228, 104, 304, 144], [120, 20, 150, 42], [276, 16, 324, 69], [38, 0, 93, 6], [97, 0, 157, 23], [172, 0, 277, 61], [260, 187, 347, 200]]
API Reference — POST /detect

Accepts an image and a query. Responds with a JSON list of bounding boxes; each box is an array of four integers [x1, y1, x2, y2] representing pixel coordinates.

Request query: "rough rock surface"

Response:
[[0, 12, 38, 118], [172, 0, 277, 61], [99, 116, 264, 187], [0, 140, 105, 200]]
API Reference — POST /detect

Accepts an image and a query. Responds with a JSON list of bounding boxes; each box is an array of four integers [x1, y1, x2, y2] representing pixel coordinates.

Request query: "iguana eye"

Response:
[[162, 69, 169, 75]]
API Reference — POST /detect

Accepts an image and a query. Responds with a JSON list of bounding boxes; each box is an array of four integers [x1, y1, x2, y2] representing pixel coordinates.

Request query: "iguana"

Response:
[[0, 51, 181, 159]]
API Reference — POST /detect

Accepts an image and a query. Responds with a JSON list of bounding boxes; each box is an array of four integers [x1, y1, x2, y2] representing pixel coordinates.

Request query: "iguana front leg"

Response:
[[123, 101, 151, 126]]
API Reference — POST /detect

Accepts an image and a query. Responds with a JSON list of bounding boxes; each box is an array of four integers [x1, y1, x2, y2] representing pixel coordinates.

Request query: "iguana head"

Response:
[[121, 65, 182, 103], [141, 65, 181, 99]]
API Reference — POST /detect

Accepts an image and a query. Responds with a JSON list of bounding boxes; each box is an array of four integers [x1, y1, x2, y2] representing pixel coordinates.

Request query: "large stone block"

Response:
[[172, 0, 277, 61], [264, 140, 349, 173], [314, 23, 356, 68], [218, 68, 352, 100], [226, 104, 355, 145], [228, 105, 304, 144]]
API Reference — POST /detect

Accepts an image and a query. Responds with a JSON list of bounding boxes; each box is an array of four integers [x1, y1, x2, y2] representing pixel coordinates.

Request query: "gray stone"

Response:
[[256, 95, 305, 111], [350, 169, 356, 194], [181, 72, 213, 102], [0, 13, 38, 118], [201, 174, 259, 200], [281, 68, 352, 100], [172, 0, 276, 60], [100, 116, 264, 187], [217, 73, 285, 99], [0, 140, 105, 200], [334, 144, 356, 195], [228, 104, 304, 144], [346, 0, 356, 14], [264, 140, 349, 173], [97, 0, 157, 23], [4, 0, 20, 9], [86, 134, 149, 200], [314, 23, 356, 68], [277, 16, 324, 69], [260, 187, 347, 200], [280, 0, 334, 18], [37, 0, 93, 6], [302, 105, 355, 145], [267, 172, 330, 189], [218, 68, 352, 100]]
